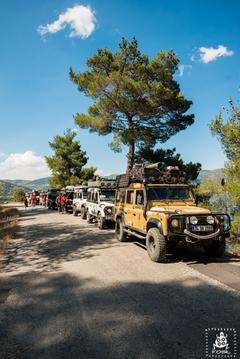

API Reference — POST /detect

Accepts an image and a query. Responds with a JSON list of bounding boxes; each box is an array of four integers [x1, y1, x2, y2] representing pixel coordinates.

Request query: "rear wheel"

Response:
[[81, 206, 87, 219], [204, 237, 226, 257], [98, 213, 105, 229], [115, 218, 127, 242], [146, 228, 166, 262], [86, 210, 92, 224]]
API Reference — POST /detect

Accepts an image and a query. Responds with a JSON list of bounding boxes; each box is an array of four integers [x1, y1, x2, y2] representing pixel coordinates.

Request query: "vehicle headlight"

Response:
[[104, 207, 112, 215], [206, 215, 214, 225], [171, 219, 179, 228], [190, 216, 198, 225]]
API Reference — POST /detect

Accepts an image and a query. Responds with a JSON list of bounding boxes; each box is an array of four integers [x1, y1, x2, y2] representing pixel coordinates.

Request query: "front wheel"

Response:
[[73, 207, 78, 216], [146, 228, 166, 262], [115, 218, 127, 242], [98, 213, 105, 229], [86, 210, 92, 224], [204, 237, 226, 257], [81, 206, 87, 219]]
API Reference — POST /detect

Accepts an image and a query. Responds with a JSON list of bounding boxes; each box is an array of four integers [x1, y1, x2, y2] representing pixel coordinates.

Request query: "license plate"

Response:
[[192, 225, 213, 232]]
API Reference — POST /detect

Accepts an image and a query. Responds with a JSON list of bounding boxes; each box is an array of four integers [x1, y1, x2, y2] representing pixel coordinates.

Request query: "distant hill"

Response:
[[4, 177, 50, 191], [0, 180, 30, 197], [27, 177, 50, 190], [197, 169, 223, 183], [0, 170, 224, 196]]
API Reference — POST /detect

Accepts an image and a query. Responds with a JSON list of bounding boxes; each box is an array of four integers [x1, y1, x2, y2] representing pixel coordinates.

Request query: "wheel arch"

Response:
[[116, 211, 125, 223], [147, 219, 163, 234]]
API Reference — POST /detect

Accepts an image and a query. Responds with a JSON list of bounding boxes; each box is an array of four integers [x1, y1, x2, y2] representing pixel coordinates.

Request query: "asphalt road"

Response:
[[0, 205, 240, 359]]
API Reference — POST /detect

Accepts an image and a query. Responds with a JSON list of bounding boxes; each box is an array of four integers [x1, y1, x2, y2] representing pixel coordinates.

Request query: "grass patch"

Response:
[[231, 241, 240, 257]]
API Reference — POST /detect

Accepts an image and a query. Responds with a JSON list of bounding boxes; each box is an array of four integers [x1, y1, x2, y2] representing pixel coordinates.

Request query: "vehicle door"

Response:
[[87, 191, 94, 215], [124, 190, 135, 228], [92, 191, 99, 216], [134, 190, 146, 231]]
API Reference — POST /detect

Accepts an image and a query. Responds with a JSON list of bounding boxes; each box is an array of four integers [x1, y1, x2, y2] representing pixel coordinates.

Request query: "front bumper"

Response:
[[104, 216, 115, 222], [167, 213, 230, 244]]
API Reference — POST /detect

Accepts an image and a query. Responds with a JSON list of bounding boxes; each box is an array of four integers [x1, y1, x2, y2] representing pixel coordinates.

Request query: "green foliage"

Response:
[[210, 96, 240, 209], [231, 213, 240, 236], [70, 37, 194, 172], [210, 98, 240, 161], [197, 179, 223, 197], [194, 179, 224, 210], [46, 129, 96, 188], [135, 146, 201, 180], [13, 188, 25, 202]]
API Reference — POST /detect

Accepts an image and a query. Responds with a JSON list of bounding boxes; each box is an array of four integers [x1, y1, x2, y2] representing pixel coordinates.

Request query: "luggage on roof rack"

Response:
[[116, 163, 187, 188]]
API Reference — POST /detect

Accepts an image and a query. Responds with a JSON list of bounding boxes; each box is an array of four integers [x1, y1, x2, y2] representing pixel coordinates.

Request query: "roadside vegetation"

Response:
[[194, 96, 240, 255], [0, 206, 19, 261]]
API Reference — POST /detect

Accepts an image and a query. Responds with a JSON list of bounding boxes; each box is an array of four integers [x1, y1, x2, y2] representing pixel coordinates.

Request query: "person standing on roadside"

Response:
[[60, 194, 66, 214], [56, 193, 61, 213], [24, 196, 28, 208], [31, 193, 36, 207]]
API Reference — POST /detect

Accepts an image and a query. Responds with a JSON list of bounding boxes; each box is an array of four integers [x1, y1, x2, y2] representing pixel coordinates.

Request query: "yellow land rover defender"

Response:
[[114, 164, 231, 262]]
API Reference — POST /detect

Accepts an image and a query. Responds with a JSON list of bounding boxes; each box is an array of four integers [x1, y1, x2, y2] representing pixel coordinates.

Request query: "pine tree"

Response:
[[70, 38, 194, 173], [45, 129, 96, 188]]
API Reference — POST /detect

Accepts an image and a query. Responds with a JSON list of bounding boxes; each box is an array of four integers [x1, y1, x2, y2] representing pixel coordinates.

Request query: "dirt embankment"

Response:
[[0, 206, 19, 259]]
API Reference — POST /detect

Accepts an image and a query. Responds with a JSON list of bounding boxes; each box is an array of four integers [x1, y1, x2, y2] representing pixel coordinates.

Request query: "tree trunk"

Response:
[[126, 141, 135, 174]]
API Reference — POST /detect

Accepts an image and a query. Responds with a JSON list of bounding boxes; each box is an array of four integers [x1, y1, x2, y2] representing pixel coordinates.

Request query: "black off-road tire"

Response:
[[146, 228, 166, 262], [73, 207, 78, 216], [204, 237, 226, 257], [81, 206, 87, 219], [98, 213, 105, 230], [115, 218, 127, 242], [86, 210, 92, 224]]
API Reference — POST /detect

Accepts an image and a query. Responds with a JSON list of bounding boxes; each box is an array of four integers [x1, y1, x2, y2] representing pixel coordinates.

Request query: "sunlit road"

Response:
[[0, 205, 240, 359]]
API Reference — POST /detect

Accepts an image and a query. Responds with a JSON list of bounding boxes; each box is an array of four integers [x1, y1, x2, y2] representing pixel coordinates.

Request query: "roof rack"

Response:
[[116, 163, 188, 188], [88, 179, 116, 189]]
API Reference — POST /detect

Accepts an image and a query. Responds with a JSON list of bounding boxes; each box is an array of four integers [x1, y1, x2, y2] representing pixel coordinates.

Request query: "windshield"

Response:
[[100, 190, 115, 202], [146, 186, 192, 201]]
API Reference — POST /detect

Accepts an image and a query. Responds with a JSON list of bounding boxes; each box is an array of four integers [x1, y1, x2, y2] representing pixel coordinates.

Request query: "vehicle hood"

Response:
[[99, 202, 114, 207], [150, 205, 210, 215]]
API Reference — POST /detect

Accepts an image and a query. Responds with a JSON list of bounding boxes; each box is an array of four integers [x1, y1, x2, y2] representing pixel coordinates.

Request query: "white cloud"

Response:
[[178, 64, 192, 77], [0, 152, 5, 158], [37, 4, 96, 39], [190, 54, 196, 62], [0, 151, 50, 180], [199, 45, 234, 64]]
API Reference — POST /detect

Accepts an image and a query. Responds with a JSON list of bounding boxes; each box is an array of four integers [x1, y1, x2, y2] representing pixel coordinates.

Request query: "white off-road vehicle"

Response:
[[85, 180, 116, 229], [72, 185, 88, 218]]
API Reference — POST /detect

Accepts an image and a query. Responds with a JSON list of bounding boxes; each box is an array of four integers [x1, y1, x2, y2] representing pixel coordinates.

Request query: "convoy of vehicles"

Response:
[[30, 163, 231, 263]]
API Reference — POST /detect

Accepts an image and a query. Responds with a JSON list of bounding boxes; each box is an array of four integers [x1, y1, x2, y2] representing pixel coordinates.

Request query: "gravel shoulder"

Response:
[[0, 206, 239, 359]]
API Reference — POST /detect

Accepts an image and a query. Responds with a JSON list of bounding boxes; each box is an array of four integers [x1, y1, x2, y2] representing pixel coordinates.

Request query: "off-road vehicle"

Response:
[[114, 164, 231, 262], [85, 180, 116, 229], [72, 185, 88, 218], [47, 189, 60, 210]]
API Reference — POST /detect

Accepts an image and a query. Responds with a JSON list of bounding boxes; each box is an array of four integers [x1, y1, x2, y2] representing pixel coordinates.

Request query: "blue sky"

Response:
[[0, 0, 239, 179]]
